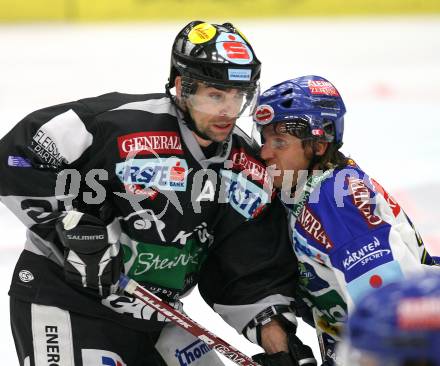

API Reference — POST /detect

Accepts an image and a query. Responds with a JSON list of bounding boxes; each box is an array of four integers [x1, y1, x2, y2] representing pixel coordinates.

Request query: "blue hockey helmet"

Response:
[[253, 76, 346, 146], [339, 270, 440, 365]]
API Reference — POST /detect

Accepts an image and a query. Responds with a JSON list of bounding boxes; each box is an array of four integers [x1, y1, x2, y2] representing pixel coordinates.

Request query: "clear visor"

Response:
[[252, 119, 313, 151], [254, 115, 334, 142], [250, 121, 262, 146], [185, 81, 260, 119]]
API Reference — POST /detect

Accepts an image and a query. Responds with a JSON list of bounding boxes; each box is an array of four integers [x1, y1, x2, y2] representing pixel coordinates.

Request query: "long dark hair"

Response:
[[303, 140, 349, 171]]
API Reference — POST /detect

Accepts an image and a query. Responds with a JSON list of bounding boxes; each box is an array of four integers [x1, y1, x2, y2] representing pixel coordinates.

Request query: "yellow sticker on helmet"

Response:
[[188, 23, 217, 44]]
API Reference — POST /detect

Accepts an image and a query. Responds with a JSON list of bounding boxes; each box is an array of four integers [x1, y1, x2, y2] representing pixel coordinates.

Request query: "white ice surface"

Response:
[[0, 17, 439, 365]]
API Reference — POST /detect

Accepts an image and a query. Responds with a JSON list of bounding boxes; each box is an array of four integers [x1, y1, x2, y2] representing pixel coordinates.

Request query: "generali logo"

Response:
[[117, 131, 183, 158], [348, 177, 384, 228], [297, 205, 334, 251], [229, 148, 270, 188]]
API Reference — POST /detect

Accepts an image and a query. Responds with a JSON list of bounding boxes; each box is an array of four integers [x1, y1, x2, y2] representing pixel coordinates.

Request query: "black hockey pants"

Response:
[[10, 297, 167, 366]]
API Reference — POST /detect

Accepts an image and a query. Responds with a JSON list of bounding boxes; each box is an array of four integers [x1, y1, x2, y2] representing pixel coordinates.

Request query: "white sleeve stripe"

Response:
[[110, 97, 177, 117], [38, 109, 93, 164]]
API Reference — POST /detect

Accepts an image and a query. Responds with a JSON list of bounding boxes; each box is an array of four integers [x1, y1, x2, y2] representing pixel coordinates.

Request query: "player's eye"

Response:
[[208, 92, 224, 102], [270, 138, 289, 150], [233, 92, 245, 101]]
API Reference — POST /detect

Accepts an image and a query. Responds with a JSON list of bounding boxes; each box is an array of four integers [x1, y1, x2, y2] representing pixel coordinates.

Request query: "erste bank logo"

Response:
[[220, 169, 269, 219], [116, 158, 189, 192]]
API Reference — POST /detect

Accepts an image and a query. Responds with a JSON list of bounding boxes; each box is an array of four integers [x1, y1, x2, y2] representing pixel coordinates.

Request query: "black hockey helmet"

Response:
[[168, 21, 261, 90]]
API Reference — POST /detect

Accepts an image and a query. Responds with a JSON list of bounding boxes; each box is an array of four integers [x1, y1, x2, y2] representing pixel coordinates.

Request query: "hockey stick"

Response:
[[119, 274, 260, 366]]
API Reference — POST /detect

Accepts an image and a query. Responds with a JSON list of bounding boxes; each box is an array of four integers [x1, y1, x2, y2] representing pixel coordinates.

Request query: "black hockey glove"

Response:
[[244, 304, 316, 366], [252, 334, 317, 366], [56, 210, 123, 297]]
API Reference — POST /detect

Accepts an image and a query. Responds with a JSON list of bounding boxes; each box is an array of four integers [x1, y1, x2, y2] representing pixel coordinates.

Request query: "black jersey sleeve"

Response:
[[198, 196, 298, 333], [0, 93, 144, 264]]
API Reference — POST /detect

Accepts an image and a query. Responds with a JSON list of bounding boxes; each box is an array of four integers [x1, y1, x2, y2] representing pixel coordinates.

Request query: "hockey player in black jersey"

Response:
[[0, 21, 315, 365]]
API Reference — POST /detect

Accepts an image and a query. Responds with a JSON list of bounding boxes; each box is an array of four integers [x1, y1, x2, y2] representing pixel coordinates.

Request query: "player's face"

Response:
[[187, 83, 244, 144], [260, 124, 312, 189]]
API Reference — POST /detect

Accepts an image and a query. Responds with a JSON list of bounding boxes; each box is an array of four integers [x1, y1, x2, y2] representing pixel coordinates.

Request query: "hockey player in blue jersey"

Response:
[[251, 75, 439, 365], [339, 270, 440, 365]]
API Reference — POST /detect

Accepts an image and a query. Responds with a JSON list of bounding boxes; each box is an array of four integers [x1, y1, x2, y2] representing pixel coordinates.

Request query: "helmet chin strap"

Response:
[[185, 108, 214, 142]]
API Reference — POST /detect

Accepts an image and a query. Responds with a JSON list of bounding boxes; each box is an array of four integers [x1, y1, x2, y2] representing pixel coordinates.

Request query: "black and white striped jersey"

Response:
[[0, 92, 297, 333]]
